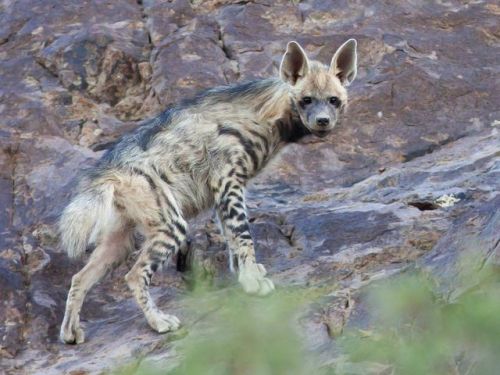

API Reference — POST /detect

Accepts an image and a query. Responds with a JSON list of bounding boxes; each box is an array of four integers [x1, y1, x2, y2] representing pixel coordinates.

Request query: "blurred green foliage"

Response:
[[169, 291, 312, 375], [117, 260, 500, 375], [124, 287, 318, 375], [342, 264, 500, 375]]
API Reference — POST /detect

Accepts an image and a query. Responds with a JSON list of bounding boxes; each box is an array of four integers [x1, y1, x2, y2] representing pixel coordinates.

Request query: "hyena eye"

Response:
[[329, 96, 341, 107], [302, 96, 312, 105]]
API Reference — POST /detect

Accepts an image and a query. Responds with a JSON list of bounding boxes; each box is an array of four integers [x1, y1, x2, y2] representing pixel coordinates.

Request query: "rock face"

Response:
[[0, 0, 498, 373]]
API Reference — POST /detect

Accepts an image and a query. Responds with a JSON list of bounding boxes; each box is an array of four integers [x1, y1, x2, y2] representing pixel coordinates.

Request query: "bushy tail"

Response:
[[59, 184, 116, 258]]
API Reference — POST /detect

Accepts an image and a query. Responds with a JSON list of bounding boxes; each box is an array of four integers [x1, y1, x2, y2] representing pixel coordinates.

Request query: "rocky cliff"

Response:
[[0, 1, 499, 374]]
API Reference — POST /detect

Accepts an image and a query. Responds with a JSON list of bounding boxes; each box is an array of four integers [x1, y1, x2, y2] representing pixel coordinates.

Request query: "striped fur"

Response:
[[59, 40, 358, 344]]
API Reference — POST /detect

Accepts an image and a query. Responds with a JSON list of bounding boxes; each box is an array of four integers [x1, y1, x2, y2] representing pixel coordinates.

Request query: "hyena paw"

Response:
[[60, 321, 85, 344], [239, 263, 275, 296], [147, 312, 181, 333]]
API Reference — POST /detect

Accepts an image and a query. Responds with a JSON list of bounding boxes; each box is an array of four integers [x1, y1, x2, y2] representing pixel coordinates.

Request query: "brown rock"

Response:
[[0, 0, 499, 373]]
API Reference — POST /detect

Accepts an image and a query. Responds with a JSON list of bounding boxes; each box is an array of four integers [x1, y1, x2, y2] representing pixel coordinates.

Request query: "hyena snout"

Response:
[[311, 115, 336, 137], [316, 117, 330, 127]]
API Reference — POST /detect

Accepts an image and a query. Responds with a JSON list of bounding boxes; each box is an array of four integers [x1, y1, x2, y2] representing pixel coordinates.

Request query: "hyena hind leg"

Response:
[[125, 217, 187, 333], [60, 224, 133, 344]]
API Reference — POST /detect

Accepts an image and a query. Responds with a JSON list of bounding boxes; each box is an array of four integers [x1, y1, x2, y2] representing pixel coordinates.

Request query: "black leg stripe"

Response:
[[221, 180, 232, 199], [174, 221, 187, 235], [236, 159, 249, 174], [172, 235, 182, 247], [228, 222, 250, 234], [247, 128, 270, 151]]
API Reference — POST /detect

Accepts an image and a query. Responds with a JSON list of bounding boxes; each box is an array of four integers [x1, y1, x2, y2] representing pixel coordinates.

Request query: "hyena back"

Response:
[[60, 40, 358, 344]]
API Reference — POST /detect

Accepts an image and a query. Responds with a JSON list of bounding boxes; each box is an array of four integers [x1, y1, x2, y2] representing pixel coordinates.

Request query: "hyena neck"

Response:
[[224, 78, 310, 143], [250, 78, 291, 122], [244, 79, 310, 143], [274, 100, 311, 143]]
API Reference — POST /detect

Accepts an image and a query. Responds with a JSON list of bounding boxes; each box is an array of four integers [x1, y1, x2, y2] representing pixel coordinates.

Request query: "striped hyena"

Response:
[[60, 39, 357, 344]]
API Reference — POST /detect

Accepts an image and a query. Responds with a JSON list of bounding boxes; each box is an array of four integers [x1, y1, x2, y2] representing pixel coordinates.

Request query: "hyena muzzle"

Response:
[[59, 39, 357, 344]]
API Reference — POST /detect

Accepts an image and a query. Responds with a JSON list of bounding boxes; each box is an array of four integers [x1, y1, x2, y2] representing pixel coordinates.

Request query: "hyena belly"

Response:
[[138, 135, 216, 219]]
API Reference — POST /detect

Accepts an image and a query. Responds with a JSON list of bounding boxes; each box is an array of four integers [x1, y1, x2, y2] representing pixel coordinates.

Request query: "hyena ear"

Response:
[[280, 41, 310, 86], [330, 39, 358, 86]]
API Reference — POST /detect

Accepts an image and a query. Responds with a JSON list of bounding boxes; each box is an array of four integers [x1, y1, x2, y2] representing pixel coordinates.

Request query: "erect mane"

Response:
[[181, 78, 291, 122]]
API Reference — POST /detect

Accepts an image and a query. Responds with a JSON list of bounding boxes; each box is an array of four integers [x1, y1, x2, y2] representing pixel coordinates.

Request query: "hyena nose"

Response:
[[316, 117, 330, 127]]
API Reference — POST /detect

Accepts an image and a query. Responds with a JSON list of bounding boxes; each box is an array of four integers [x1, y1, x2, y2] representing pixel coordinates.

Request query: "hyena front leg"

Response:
[[60, 224, 133, 344], [214, 175, 275, 296]]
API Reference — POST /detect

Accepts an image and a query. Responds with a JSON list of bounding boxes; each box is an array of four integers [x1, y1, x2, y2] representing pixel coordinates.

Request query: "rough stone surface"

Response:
[[0, 0, 499, 373]]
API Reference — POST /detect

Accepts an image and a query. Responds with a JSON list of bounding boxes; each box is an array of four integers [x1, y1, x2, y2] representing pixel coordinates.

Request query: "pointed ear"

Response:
[[280, 41, 310, 86], [330, 39, 357, 86]]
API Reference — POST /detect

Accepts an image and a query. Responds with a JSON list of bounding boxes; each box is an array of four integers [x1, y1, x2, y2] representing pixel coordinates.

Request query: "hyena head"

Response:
[[279, 39, 357, 137]]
